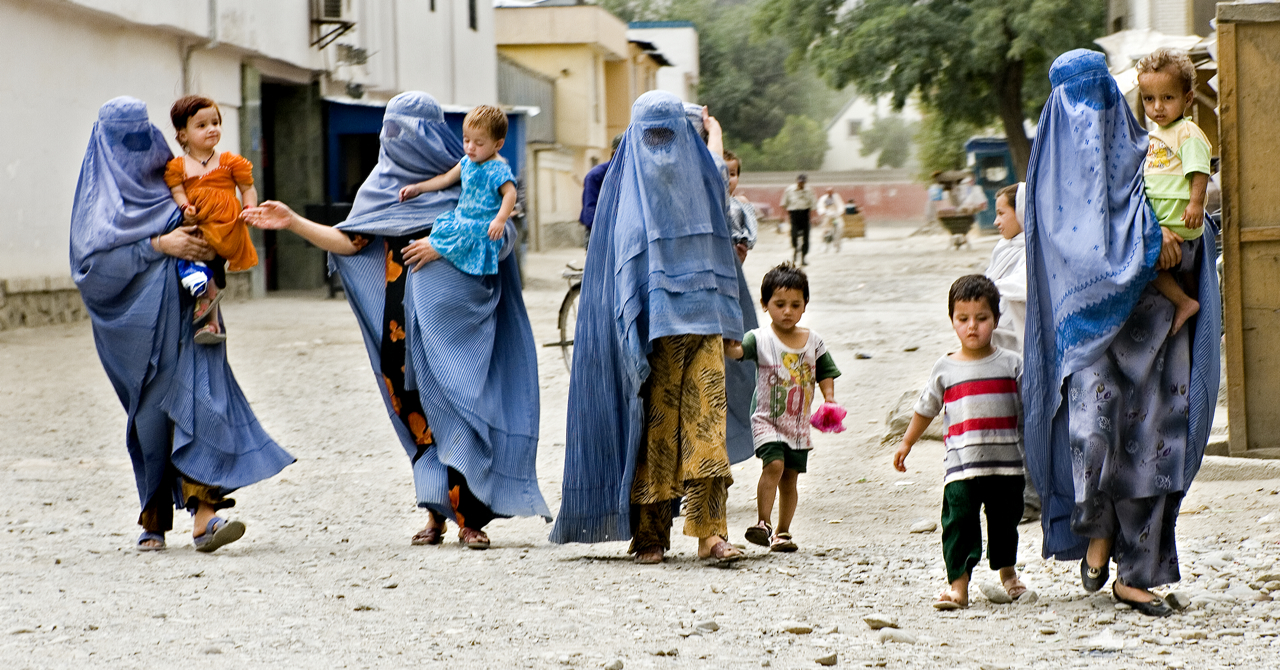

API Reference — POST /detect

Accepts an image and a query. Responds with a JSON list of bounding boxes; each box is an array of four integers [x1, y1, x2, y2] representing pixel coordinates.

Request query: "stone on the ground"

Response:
[[1226, 586, 1268, 602], [815, 653, 838, 666], [1080, 630, 1126, 651], [1018, 590, 1039, 605], [909, 520, 937, 534], [819, 625, 839, 635], [1176, 629, 1207, 640], [1165, 592, 1193, 611], [863, 614, 897, 630], [603, 661, 624, 670], [694, 620, 719, 633], [877, 628, 917, 645], [979, 582, 1013, 604], [780, 621, 813, 634]]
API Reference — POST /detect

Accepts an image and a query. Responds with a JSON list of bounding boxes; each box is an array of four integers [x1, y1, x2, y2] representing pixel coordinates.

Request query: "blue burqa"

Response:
[[1023, 50, 1220, 561], [71, 97, 293, 513], [551, 91, 745, 544], [331, 92, 551, 521]]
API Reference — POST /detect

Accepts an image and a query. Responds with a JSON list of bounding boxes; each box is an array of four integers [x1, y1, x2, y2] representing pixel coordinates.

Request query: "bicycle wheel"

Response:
[[557, 283, 581, 371]]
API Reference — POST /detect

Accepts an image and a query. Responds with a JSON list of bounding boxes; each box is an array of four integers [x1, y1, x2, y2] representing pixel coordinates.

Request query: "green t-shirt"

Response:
[[1144, 118, 1212, 240]]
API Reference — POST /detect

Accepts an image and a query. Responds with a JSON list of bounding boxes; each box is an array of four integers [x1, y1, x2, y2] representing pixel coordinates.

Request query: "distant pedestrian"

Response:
[[817, 187, 845, 252], [894, 275, 1028, 610], [579, 134, 623, 248], [780, 174, 816, 265], [164, 95, 260, 345], [726, 262, 841, 554], [72, 97, 293, 553]]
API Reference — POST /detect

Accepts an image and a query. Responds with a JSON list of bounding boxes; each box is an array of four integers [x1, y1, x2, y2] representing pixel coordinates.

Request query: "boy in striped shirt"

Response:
[[894, 275, 1027, 610]]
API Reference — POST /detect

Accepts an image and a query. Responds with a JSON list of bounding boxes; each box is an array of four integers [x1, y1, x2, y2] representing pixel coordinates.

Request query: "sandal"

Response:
[[770, 532, 798, 553], [744, 520, 773, 547], [1003, 577, 1028, 600], [193, 516, 245, 553], [1113, 581, 1172, 618], [411, 522, 445, 546], [1080, 556, 1109, 593], [137, 530, 166, 551], [194, 321, 227, 345], [933, 588, 967, 610], [634, 547, 664, 564], [700, 538, 744, 565], [458, 527, 490, 550], [192, 289, 223, 325]]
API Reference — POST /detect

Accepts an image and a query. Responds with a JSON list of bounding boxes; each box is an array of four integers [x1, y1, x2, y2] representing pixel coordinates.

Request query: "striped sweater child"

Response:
[[912, 347, 1024, 485]]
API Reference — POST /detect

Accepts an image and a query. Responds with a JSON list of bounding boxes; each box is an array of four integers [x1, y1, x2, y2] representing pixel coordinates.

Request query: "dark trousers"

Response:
[[941, 475, 1024, 582], [789, 209, 810, 257]]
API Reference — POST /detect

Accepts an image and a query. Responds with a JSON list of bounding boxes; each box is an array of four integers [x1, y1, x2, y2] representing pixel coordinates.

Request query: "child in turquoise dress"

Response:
[[398, 105, 516, 275]]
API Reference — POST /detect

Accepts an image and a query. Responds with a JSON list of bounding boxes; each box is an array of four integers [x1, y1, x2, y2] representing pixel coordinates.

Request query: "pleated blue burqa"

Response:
[[330, 92, 551, 522], [550, 91, 745, 544], [71, 97, 294, 515], [1023, 50, 1220, 570]]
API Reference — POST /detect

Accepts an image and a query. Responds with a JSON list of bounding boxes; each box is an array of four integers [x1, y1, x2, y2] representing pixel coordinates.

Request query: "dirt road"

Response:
[[2, 226, 1278, 669]]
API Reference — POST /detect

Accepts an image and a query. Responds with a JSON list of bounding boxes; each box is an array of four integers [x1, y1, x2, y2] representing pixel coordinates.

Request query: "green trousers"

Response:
[[941, 475, 1024, 583]]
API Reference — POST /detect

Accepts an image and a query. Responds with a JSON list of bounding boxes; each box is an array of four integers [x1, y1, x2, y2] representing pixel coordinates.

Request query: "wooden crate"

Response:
[[1219, 2, 1280, 458]]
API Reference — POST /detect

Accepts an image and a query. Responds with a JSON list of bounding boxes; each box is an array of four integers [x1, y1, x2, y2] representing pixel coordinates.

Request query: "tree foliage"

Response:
[[859, 115, 917, 169], [732, 115, 830, 171], [754, 0, 1105, 178], [913, 110, 987, 180]]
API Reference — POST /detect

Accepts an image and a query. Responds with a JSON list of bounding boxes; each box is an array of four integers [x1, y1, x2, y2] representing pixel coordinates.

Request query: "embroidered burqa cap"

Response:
[[338, 91, 464, 236], [70, 97, 178, 267]]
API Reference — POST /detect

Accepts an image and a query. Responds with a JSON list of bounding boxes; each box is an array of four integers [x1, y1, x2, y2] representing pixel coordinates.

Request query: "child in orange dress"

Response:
[[165, 95, 259, 345]]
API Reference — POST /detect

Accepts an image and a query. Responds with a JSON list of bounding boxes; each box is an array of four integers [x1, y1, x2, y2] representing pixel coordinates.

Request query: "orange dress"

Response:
[[164, 152, 258, 272]]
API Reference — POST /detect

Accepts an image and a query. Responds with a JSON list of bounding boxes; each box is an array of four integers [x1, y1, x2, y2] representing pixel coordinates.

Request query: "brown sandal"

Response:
[[411, 523, 445, 546], [700, 539, 744, 565], [458, 527, 490, 550]]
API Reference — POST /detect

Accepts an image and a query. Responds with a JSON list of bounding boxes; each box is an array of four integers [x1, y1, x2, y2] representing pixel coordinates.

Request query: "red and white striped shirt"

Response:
[[914, 348, 1024, 484]]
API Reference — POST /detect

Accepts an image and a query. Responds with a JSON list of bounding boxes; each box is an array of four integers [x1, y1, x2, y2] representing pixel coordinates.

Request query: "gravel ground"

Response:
[[2, 225, 1278, 669]]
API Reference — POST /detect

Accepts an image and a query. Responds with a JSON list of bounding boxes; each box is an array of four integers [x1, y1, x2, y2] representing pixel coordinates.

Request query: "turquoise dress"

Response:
[[428, 156, 515, 276]]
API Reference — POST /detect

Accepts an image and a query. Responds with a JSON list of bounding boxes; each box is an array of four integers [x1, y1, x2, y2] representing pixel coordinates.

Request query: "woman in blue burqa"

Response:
[[1023, 50, 1220, 616], [245, 92, 550, 549], [71, 97, 294, 552], [549, 91, 746, 564]]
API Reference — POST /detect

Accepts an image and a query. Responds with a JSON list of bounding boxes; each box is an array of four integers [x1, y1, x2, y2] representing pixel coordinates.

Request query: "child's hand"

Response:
[[1182, 202, 1204, 229], [723, 339, 743, 360], [893, 442, 911, 472], [181, 203, 198, 224], [398, 185, 418, 202], [487, 219, 505, 241]]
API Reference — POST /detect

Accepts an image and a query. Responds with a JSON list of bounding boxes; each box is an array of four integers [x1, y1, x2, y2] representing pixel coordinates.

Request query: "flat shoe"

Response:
[[1113, 582, 1172, 617], [744, 521, 772, 547], [458, 527, 490, 550], [1080, 556, 1109, 592], [634, 547, 664, 564], [770, 532, 797, 553], [933, 589, 966, 610], [194, 322, 227, 345], [194, 517, 245, 553], [192, 290, 223, 324], [700, 539, 744, 565]]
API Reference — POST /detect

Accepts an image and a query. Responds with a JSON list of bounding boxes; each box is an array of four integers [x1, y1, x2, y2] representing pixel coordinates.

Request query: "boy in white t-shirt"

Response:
[[726, 263, 841, 552]]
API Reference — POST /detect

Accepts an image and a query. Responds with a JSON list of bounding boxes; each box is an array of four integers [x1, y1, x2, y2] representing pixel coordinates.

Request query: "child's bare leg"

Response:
[[776, 469, 799, 534], [1152, 271, 1198, 335], [756, 459, 784, 524]]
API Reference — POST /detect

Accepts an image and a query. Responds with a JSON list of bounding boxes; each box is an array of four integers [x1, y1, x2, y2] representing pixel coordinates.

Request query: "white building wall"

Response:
[[627, 24, 698, 102], [0, 0, 497, 283], [821, 96, 921, 172]]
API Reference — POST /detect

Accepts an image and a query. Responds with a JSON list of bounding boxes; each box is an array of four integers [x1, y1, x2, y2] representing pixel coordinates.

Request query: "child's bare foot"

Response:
[[1170, 297, 1199, 336], [194, 320, 226, 345]]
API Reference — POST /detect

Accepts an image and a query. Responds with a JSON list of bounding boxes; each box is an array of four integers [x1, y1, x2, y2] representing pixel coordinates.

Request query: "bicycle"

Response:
[[542, 262, 582, 371]]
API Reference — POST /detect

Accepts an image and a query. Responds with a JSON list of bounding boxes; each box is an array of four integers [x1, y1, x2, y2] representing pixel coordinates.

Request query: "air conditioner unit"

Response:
[[315, 0, 348, 21], [311, 0, 355, 48]]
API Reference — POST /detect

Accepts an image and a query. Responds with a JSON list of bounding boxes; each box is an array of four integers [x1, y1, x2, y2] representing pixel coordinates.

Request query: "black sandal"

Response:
[[1080, 556, 1109, 592]]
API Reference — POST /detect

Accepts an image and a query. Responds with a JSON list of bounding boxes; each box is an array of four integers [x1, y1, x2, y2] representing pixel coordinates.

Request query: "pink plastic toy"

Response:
[[810, 402, 847, 433]]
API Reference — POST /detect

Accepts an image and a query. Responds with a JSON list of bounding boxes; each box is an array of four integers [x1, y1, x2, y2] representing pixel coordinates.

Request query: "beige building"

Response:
[[0, 0, 499, 328], [495, 2, 666, 248]]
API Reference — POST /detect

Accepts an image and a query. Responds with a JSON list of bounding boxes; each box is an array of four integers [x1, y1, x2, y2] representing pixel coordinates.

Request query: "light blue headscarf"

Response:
[[338, 91, 464, 236], [70, 97, 177, 267], [551, 90, 743, 544], [1024, 49, 1219, 558]]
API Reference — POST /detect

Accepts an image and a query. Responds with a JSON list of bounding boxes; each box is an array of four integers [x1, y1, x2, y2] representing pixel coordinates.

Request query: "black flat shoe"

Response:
[[1113, 582, 1172, 617], [1080, 556, 1109, 592]]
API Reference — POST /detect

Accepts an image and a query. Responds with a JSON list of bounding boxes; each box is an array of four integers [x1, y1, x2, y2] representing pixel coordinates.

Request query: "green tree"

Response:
[[913, 110, 987, 180], [859, 114, 917, 169], [754, 0, 1105, 178], [732, 115, 829, 171]]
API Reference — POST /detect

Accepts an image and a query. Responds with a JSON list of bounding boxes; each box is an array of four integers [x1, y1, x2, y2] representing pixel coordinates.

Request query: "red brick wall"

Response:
[[737, 181, 927, 223]]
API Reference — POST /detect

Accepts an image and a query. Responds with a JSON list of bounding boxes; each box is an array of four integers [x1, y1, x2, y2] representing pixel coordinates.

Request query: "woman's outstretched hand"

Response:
[[153, 226, 215, 262], [242, 201, 296, 230], [403, 238, 441, 271]]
